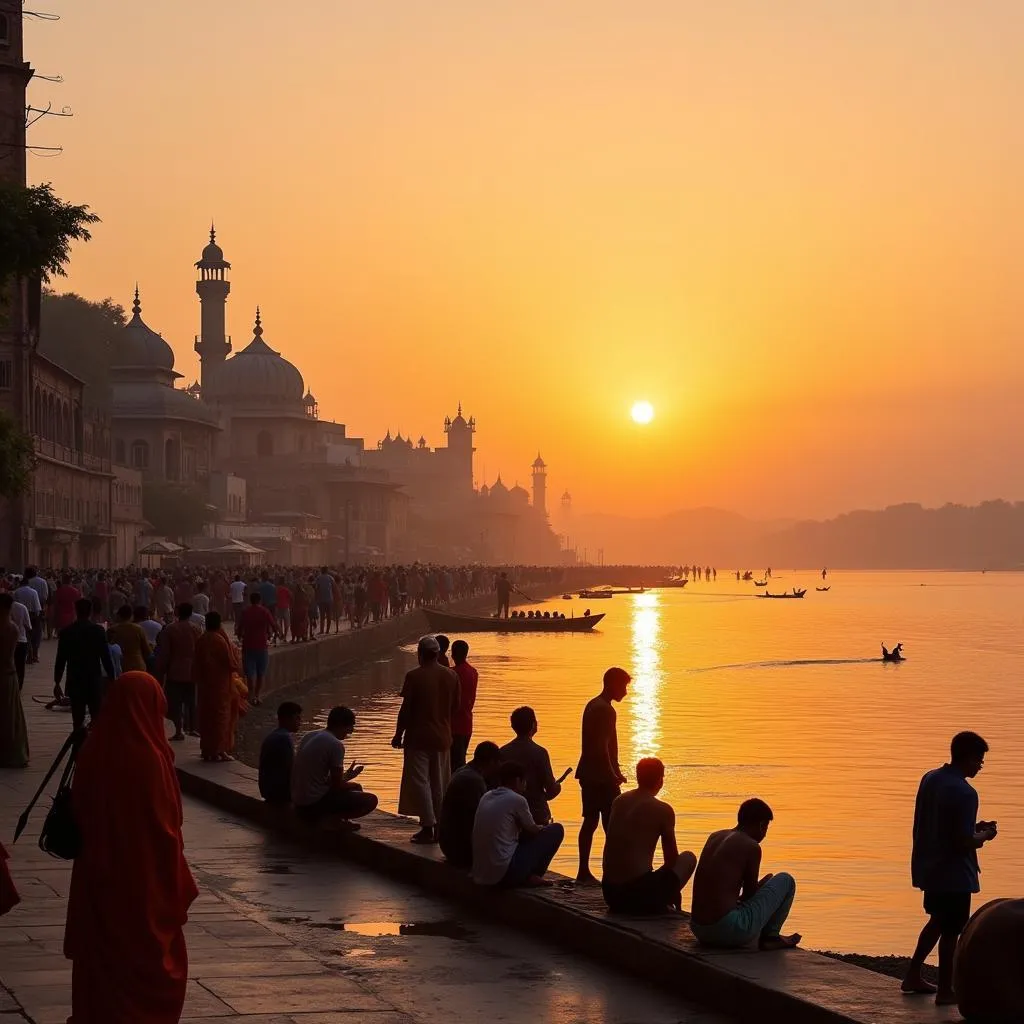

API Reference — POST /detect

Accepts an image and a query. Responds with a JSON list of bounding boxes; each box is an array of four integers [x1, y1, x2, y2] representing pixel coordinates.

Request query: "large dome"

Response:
[[209, 309, 304, 406], [117, 288, 175, 371]]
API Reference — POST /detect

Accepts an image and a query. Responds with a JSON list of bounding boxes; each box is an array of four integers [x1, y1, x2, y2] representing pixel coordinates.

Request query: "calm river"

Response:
[[240, 571, 1024, 956]]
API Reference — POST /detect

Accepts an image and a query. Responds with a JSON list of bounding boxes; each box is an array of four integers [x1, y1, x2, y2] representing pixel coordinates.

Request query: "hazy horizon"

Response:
[[26, 1, 1024, 519]]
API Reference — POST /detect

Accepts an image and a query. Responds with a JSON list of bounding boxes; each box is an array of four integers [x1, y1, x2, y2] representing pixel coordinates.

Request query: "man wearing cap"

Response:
[[392, 635, 461, 844]]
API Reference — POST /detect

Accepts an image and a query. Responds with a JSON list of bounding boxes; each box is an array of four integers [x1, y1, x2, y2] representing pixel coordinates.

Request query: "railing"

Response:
[[33, 438, 111, 473]]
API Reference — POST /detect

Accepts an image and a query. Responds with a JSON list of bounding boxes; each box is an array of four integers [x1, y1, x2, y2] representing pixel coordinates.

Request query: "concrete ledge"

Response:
[[176, 755, 955, 1024]]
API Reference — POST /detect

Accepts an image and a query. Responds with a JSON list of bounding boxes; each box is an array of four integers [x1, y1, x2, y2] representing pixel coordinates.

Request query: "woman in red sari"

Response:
[[193, 611, 242, 761], [65, 671, 197, 1023]]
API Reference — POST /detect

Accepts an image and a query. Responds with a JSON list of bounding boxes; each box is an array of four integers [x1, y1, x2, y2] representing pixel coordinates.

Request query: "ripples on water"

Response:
[[241, 571, 1024, 955]]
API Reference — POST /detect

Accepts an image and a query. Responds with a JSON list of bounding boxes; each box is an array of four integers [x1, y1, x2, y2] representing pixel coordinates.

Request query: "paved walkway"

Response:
[[1, 640, 729, 1024]]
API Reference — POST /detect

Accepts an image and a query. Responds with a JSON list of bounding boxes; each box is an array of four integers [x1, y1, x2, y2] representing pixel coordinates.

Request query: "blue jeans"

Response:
[[690, 872, 796, 947], [502, 824, 564, 887]]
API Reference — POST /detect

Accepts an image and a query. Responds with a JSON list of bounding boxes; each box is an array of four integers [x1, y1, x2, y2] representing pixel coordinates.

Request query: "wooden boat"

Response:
[[423, 609, 606, 633], [578, 589, 614, 599], [816, 586, 831, 592], [754, 580, 769, 587], [759, 589, 806, 600], [742, 571, 754, 581], [881, 643, 905, 663], [561, 593, 573, 600], [657, 577, 689, 588]]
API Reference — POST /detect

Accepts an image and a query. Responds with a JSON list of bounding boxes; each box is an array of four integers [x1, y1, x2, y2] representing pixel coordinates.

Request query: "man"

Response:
[[690, 798, 800, 951], [392, 635, 460, 844], [495, 571, 512, 618], [450, 639, 478, 770], [435, 634, 451, 667], [109, 604, 152, 673], [471, 761, 565, 888], [229, 574, 247, 625], [133, 572, 154, 616], [236, 591, 277, 706], [439, 740, 501, 868], [13, 572, 42, 664], [54, 598, 116, 730], [155, 603, 201, 741], [259, 701, 303, 805], [291, 705, 378, 826], [257, 571, 277, 636], [602, 757, 697, 914], [901, 731, 996, 1005], [133, 605, 163, 653], [500, 706, 564, 825], [192, 580, 210, 617], [153, 577, 175, 624], [9, 596, 31, 691], [576, 666, 630, 884], [315, 567, 334, 635], [274, 577, 291, 641]]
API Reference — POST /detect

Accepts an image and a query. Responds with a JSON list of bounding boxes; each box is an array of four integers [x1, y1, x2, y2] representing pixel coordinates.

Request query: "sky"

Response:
[[23, 1, 1024, 520]]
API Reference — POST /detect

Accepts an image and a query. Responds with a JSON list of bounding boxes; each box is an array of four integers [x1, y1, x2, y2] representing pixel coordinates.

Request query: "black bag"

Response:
[[14, 730, 83, 860]]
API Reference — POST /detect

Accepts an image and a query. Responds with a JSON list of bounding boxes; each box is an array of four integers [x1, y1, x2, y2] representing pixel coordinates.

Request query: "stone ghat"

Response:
[[176, 755, 958, 1024]]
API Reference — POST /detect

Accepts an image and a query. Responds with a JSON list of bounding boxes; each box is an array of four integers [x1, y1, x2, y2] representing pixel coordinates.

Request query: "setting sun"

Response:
[[630, 400, 655, 425]]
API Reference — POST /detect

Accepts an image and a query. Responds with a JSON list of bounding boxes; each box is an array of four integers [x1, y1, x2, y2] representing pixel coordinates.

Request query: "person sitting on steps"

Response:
[[690, 798, 800, 951]]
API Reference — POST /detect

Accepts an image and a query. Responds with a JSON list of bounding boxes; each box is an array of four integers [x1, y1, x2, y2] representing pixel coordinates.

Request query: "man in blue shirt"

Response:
[[258, 702, 303, 805], [902, 731, 997, 1006]]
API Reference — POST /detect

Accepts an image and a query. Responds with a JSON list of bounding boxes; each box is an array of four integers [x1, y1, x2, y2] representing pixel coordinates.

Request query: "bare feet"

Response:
[[525, 875, 553, 888], [901, 976, 938, 996], [410, 826, 438, 845], [935, 990, 957, 1007], [759, 933, 801, 951], [171, 732, 185, 742], [574, 872, 600, 887]]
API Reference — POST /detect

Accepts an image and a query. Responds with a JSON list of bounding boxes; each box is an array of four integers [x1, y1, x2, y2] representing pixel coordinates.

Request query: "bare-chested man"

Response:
[[602, 757, 696, 914], [575, 666, 630, 884], [690, 798, 800, 951]]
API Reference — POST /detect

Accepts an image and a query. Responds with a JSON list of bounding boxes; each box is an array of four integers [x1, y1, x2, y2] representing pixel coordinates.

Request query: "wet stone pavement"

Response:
[[1, 646, 730, 1024]]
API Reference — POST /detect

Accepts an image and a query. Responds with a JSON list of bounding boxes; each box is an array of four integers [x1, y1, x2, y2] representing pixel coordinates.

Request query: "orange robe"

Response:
[[193, 627, 241, 758], [65, 671, 197, 1023]]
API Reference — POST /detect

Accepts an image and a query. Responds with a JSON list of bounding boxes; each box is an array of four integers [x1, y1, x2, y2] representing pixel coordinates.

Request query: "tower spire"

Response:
[[132, 283, 141, 317], [195, 223, 232, 388], [254, 306, 263, 337]]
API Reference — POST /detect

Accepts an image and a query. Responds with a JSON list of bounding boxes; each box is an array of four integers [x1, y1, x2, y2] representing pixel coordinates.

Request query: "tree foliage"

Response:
[[143, 481, 211, 541], [39, 291, 125, 409], [0, 411, 37, 500], [0, 183, 99, 287]]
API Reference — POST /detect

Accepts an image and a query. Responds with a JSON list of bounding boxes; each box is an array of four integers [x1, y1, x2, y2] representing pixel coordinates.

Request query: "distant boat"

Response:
[[561, 593, 573, 600], [423, 609, 605, 633], [742, 571, 754, 581], [656, 577, 689, 588], [881, 643, 905, 663], [754, 580, 769, 587], [759, 589, 806, 600], [816, 586, 831, 592], [578, 586, 644, 598]]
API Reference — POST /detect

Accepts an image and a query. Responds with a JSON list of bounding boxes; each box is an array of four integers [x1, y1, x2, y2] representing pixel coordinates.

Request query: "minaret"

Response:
[[194, 223, 231, 389], [443, 403, 476, 494], [531, 453, 547, 514]]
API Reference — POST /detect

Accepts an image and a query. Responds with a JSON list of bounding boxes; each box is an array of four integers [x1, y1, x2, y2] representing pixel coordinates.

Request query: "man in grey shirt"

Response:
[[291, 706, 378, 828], [499, 706, 568, 825]]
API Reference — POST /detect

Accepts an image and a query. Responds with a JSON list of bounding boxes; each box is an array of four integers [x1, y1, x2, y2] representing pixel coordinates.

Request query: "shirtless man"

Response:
[[575, 666, 630, 884], [690, 798, 800, 951], [602, 757, 696, 914]]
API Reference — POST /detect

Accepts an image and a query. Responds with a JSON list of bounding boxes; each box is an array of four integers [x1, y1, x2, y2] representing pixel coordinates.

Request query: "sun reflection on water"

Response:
[[628, 591, 663, 762]]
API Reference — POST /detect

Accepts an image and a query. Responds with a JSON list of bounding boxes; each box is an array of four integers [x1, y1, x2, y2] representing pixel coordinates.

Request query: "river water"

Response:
[[240, 571, 1024, 956]]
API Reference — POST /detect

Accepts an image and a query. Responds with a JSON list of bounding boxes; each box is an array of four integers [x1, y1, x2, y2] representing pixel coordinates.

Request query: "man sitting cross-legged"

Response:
[[438, 741, 502, 868], [690, 798, 800, 951], [601, 757, 697, 914]]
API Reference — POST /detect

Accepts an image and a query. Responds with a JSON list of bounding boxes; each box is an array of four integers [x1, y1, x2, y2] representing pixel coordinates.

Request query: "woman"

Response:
[[193, 611, 242, 762], [0, 594, 28, 768], [65, 671, 197, 1023]]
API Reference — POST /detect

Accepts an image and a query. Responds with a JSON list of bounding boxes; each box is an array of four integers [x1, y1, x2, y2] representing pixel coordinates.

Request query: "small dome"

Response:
[[117, 287, 175, 371], [490, 475, 509, 495], [207, 308, 304, 406], [510, 483, 530, 502], [479, 484, 490, 497], [112, 380, 220, 427], [196, 224, 231, 268], [532, 452, 546, 469]]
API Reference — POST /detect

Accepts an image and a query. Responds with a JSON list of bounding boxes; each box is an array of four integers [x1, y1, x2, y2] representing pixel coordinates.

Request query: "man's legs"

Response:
[[29, 614, 41, 662], [576, 813, 600, 883], [253, 650, 268, 704], [903, 919, 943, 995], [399, 749, 437, 841], [450, 734, 470, 771], [504, 824, 565, 887], [904, 892, 970, 1002], [14, 642, 27, 690], [167, 681, 186, 740], [753, 872, 797, 947]]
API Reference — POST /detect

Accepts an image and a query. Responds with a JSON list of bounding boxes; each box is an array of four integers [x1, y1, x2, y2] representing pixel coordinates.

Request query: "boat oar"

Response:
[[511, 584, 540, 604]]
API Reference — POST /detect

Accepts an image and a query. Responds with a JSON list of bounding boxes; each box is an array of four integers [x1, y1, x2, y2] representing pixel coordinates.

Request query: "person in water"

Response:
[[689, 798, 800, 951], [902, 731, 996, 1005]]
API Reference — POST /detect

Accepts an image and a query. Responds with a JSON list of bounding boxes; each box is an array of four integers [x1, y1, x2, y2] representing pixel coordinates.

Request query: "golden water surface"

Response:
[[261, 571, 1024, 956]]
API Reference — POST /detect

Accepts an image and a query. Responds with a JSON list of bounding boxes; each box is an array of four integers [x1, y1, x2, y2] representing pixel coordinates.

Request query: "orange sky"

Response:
[[24, 1, 1024, 519]]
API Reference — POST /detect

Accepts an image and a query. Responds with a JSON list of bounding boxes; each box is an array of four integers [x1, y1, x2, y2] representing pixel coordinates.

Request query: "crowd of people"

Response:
[[0, 557, 1017, 1023]]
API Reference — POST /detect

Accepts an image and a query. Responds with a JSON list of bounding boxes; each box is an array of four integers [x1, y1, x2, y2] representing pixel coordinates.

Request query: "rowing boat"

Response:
[[759, 589, 806, 600], [423, 609, 606, 633]]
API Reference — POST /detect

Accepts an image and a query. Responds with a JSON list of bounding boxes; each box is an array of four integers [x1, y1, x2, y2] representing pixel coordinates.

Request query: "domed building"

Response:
[[110, 287, 220, 483]]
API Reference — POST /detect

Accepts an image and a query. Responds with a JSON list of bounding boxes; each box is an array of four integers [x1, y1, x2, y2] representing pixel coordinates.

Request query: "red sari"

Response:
[[65, 671, 197, 1023], [193, 627, 241, 758]]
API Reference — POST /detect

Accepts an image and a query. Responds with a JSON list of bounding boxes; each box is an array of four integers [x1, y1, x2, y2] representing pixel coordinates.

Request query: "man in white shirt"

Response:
[[229, 576, 247, 625], [15, 570, 44, 662], [291, 705, 378, 827], [10, 598, 31, 689], [471, 761, 565, 888]]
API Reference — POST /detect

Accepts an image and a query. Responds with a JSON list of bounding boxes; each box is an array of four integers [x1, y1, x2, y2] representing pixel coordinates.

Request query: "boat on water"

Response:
[[656, 577, 689, 588], [742, 571, 754, 581], [561, 593, 573, 600], [881, 643, 905, 663], [423, 609, 605, 633], [816, 586, 831, 592], [578, 589, 614, 600], [759, 589, 807, 600], [754, 580, 769, 587], [577, 586, 645, 598]]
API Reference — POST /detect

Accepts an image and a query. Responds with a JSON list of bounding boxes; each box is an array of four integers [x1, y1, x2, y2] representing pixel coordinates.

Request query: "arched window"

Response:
[[114, 438, 126, 464], [164, 437, 180, 481], [131, 440, 149, 469], [256, 430, 273, 457]]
